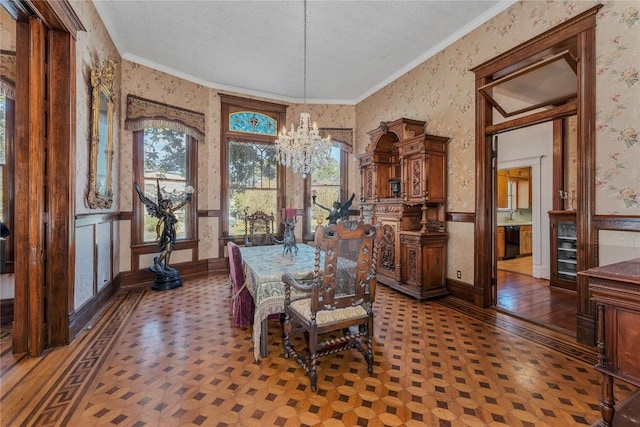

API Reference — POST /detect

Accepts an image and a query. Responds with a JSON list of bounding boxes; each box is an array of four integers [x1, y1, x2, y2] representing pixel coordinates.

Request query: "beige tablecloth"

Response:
[[239, 244, 323, 361]]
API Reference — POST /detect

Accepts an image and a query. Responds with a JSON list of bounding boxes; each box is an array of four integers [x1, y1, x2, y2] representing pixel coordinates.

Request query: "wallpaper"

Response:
[[356, 0, 640, 216], [71, 0, 121, 214]]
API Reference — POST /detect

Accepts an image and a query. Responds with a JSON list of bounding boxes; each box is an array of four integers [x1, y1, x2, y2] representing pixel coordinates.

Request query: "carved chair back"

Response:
[[282, 220, 379, 391], [243, 208, 275, 246]]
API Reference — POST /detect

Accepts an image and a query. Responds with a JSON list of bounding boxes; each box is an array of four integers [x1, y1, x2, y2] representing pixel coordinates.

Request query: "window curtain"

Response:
[[0, 50, 16, 100], [320, 128, 352, 153], [125, 94, 205, 141]]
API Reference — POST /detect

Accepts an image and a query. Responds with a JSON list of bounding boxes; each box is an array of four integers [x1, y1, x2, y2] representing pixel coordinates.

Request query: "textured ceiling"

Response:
[[93, 0, 515, 104]]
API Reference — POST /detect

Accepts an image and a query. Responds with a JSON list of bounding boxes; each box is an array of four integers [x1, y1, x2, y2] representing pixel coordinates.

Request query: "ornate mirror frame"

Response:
[[87, 59, 116, 208]]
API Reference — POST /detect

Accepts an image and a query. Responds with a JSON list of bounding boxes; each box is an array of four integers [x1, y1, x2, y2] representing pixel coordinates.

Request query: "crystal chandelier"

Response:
[[275, 0, 332, 179]]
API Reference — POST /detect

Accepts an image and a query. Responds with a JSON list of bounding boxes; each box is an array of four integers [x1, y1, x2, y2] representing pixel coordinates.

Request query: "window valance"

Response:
[[320, 128, 353, 153], [125, 94, 205, 141]]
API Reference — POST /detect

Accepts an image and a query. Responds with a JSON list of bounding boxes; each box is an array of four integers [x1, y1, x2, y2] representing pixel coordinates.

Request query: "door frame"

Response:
[[9, 0, 83, 355], [471, 6, 600, 345]]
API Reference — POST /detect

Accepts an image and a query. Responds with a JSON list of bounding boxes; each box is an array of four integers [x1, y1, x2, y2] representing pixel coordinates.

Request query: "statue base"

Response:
[[150, 265, 182, 291]]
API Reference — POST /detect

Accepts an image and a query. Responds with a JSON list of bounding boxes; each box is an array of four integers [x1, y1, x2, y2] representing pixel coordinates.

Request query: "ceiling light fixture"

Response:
[[274, 0, 331, 179]]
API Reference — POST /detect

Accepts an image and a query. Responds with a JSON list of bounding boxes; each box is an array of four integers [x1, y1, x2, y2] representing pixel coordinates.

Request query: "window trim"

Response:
[[131, 129, 198, 270], [220, 95, 287, 242]]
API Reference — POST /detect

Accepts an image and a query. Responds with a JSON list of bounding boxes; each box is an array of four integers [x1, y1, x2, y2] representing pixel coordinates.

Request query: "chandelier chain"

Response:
[[273, 0, 332, 179]]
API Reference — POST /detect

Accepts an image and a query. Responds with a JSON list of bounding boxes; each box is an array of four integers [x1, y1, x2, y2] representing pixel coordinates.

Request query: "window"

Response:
[[133, 128, 197, 245], [306, 130, 352, 235], [310, 145, 343, 229], [228, 140, 278, 235], [220, 95, 287, 238]]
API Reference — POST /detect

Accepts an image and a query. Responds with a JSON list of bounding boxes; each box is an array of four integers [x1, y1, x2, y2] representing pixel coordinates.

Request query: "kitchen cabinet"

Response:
[[358, 118, 449, 300], [517, 180, 530, 209], [497, 167, 531, 210], [549, 210, 577, 291], [580, 258, 640, 427], [497, 171, 509, 209], [497, 226, 505, 259], [519, 225, 532, 255]]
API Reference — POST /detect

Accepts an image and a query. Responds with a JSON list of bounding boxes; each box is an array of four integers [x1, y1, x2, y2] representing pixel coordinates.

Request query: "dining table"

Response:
[[239, 243, 323, 361]]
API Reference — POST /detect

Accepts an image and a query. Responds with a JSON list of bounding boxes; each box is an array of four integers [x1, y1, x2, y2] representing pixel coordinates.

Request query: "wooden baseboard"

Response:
[[446, 278, 475, 303], [69, 275, 121, 340], [121, 258, 228, 289]]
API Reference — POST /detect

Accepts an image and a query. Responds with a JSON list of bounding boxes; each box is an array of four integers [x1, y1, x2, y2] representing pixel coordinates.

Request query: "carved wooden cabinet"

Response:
[[357, 118, 449, 300], [580, 258, 640, 427]]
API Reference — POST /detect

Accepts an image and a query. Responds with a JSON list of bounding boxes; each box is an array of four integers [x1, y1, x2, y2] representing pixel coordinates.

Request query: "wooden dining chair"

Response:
[[282, 220, 379, 391], [227, 241, 255, 328], [243, 208, 275, 246]]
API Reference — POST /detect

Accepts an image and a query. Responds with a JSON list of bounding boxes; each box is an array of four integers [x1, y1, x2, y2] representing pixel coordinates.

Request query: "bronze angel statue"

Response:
[[135, 180, 194, 276], [312, 192, 355, 225]]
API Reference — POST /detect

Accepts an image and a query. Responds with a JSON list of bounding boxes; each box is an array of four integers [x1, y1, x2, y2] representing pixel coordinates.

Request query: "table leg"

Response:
[[260, 318, 269, 358]]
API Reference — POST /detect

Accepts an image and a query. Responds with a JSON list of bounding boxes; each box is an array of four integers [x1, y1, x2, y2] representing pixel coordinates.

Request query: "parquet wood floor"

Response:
[[1, 273, 636, 426]]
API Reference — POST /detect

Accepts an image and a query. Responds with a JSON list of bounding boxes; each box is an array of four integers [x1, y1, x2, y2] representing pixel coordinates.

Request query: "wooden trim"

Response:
[[218, 93, 287, 113], [474, 72, 494, 308], [23, 0, 86, 37], [75, 212, 120, 228], [470, 6, 601, 77], [552, 118, 565, 211], [446, 278, 475, 303], [120, 259, 210, 288], [197, 210, 221, 217], [68, 275, 120, 340], [593, 216, 640, 231], [446, 212, 475, 223], [575, 23, 598, 345], [46, 29, 77, 347], [120, 211, 133, 221], [485, 102, 576, 135], [12, 16, 47, 355]]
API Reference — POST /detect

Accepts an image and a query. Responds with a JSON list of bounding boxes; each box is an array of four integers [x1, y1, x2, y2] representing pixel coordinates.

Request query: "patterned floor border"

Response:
[[17, 287, 147, 427], [434, 295, 598, 366]]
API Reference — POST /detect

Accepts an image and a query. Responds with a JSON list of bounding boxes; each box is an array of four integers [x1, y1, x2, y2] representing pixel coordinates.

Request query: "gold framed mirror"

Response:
[[87, 59, 116, 208]]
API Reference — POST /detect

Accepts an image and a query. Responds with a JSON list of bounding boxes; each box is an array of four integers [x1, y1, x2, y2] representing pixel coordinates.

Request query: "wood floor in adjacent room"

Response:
[[497, 256, 577, 336], [1, 273, 636, 426]]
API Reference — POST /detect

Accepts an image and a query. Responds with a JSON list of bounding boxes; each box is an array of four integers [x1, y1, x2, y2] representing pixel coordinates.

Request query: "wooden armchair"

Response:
[[243, 208, 275, 246], [282, 220, 379, 391]]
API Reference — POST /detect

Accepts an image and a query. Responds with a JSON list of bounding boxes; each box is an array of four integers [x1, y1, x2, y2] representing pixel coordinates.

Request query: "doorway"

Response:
[[493, 125, 577, 336], [5, 0, 83, 356], [472, 6, 600, 345]]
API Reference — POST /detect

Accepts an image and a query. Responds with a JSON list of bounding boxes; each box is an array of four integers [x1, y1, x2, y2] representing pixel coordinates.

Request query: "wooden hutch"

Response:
[[357, 118, 449, 300]]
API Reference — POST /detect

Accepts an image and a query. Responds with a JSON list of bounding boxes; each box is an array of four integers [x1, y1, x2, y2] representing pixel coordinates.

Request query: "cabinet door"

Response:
[[517, 180, 530, 209], [519, 225, 532, 255], [497, 226, 505, 259], [497, 171, 509, 209]]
